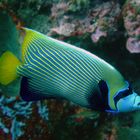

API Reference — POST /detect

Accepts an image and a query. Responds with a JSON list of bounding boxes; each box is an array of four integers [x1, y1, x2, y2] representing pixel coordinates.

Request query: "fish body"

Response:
[[17, 28, 126, 111], [0, 12, 140, 112]]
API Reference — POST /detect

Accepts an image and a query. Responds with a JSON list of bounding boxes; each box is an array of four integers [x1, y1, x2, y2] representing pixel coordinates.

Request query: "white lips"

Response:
[[117, 92, 138, 112], [133, 93, 140, 109]]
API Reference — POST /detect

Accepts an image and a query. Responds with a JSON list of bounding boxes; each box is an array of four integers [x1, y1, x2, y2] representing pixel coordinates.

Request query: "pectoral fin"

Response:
[[88, 80, 110, 111], [20, 76, 56, 101]]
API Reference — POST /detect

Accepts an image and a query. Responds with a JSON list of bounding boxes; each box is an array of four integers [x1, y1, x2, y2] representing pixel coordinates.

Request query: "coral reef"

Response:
[[123, 0, 140, 53], [49, 1, 121, 44], [90, 1, 121, 43], [0, 96, 49, 140]]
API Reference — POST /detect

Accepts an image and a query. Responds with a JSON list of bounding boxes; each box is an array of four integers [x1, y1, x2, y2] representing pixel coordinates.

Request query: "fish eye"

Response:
[[114, 83, 133, 109], [117, 88, 132, 99], [122, 89, 132, 97]]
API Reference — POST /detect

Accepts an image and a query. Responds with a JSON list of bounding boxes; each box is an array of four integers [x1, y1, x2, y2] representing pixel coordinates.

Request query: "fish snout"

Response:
[[116, 92, 140, 112], [132, 93, 140, 110]]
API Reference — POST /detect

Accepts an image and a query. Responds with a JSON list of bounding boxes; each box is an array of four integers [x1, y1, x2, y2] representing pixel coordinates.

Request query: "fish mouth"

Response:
[[133, 93, 140, 110]]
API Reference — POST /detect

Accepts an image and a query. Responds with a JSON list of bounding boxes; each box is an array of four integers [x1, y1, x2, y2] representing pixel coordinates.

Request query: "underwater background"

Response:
[[0, 0, 140, 140]]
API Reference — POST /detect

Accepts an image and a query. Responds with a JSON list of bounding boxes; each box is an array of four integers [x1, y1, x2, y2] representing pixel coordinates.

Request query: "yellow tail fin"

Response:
[[0, 51, 21, 85]]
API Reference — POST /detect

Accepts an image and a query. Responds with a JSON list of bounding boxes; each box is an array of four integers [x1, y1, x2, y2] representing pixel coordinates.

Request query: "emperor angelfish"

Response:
[[0, 12, 140, 113]]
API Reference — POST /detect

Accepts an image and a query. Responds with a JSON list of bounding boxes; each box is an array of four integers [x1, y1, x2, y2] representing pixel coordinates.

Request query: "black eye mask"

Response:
[[114, 82, 133, 109], [88, 80, 112, 111]]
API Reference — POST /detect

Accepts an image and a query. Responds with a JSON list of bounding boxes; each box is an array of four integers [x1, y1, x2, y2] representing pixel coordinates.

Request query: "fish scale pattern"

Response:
[[17, 29, 104, 108]]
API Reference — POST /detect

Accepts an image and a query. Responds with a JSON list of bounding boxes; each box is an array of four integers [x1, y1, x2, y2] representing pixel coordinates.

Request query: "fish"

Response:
[[0, 11, 140, 113]]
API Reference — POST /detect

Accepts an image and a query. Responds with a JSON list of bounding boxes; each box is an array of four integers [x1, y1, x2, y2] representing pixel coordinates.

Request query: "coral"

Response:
[[68, 0, 90, 12], [126, 37, 140, 53], [91, 27, 107, 43], [0, 96, 32, 140], [90, 1, 121, 43], [51, 2, 69, 19], [49, 1, 121, 44], [0, 95, 49, 140], [51, 23, 76, 37], [50, 16, 94, 37], [10, 119, 25, 140], [123, 0, 140, 53], [37, 101, 49, 121]]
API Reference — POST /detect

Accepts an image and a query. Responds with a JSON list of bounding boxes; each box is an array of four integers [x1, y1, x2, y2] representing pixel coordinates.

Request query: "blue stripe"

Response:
[[36, 37, 102, 80], [31, 40, 92, 87], [35, 39, 94, 83], [17, 30, 105, 107]]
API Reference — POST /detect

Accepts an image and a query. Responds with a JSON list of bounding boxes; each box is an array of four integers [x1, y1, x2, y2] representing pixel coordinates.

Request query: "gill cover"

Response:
[[113, 82, 140, 112], [94, 80, 140, 113], [114, 84, 140, 112]]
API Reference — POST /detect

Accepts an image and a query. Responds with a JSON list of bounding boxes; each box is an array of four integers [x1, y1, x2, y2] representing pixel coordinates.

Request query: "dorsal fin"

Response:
[[19, 27, 37, 61]]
